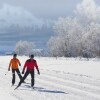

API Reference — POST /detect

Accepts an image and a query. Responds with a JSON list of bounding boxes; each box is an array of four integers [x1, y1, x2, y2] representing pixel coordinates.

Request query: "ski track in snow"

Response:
[[0, 56, 100, 100]]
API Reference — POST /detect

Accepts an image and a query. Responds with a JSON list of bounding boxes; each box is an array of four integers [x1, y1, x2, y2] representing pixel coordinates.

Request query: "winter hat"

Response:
[[13, 53, 17, 57], [30, 54, 34, 58]]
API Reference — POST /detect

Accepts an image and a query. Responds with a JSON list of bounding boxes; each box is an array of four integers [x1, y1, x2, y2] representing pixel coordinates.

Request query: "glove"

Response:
[[22, 71, 24, 74], [8, 68, 10, 71], [37, 70, 40, 75]]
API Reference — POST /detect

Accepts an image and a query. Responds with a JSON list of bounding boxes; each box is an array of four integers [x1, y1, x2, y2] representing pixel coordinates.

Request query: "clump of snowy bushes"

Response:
[[14, 40, 35, 56]]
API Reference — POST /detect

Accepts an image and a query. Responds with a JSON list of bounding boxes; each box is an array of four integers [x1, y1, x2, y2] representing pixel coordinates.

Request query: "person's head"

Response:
[[13, 53, 17, 58], [29, 54, 34, 59]]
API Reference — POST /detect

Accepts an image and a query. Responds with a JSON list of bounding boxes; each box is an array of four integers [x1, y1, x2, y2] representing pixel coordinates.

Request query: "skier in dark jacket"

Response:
[[15, 54, 40, 89]]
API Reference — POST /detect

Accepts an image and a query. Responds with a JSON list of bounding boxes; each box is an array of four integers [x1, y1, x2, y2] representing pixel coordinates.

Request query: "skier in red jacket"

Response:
[[15, 54, 40, 89]]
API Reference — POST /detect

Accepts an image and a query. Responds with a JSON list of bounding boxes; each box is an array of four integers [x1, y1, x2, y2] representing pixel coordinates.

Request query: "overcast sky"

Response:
[[0, 0, 99, 52], [0, 0, 82, 19]]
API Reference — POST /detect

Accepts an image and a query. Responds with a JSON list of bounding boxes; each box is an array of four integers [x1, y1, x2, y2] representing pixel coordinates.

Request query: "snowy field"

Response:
[[0, 56, 100, 100]]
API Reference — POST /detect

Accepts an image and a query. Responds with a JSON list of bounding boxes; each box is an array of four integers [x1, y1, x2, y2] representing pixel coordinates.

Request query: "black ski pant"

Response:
[[17, 70, 35, 87], [12, 68, 22, 84]]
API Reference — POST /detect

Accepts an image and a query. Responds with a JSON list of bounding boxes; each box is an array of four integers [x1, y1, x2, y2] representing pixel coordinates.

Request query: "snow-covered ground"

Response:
[[0, 56, 100, 100]]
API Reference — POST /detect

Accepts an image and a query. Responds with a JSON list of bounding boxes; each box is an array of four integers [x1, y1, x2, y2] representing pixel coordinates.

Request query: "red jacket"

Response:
[[23, 59, 38, 71]]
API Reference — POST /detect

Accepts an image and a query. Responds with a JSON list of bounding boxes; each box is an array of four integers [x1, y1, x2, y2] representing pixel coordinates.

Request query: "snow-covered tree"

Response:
[[14, 40, 35, 56], [75, 0, 100, 23], [48, 17, 83, 57], [75, 0, 100, 57], [82, 23, 100, 57], [48, 0, 100, 57]]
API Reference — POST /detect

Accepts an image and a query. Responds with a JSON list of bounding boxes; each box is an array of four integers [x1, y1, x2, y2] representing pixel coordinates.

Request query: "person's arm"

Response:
[[35, 60, 40, 75], [22, 61, 27, 74], [8, 59, 12, 71]]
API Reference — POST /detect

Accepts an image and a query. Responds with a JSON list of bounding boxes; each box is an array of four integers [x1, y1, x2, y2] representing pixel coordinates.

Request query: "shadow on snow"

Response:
[[19, 85, 67, 94]]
